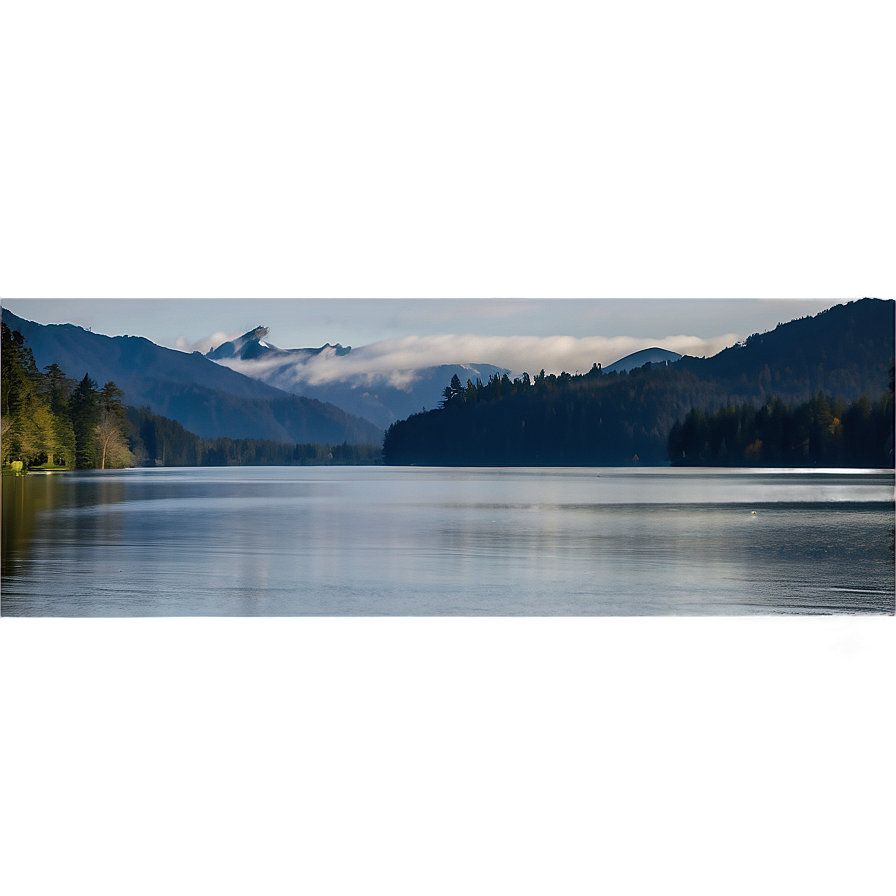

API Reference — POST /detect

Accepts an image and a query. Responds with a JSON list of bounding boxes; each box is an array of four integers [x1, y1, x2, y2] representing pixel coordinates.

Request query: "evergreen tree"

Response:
[[1, 323, 62, 466], [99, 381, 127, 419], [69, 374, 100, 468], [40, 364, 77, 466], [441, 374, 466, 408], [42, 363, 75, 412]]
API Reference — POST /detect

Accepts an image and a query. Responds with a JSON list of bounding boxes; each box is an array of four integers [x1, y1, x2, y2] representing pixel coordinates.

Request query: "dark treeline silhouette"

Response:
[[383, 300, 894, 467], [668, 393, 894, 467], [126, 406, 381, 466], [384, 364, 727, 465], [385, 365, 894, 468]]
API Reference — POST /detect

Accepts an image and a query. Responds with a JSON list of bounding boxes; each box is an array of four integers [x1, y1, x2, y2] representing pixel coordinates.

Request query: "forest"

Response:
[[2, 321, 133, 469], [384, 365, 894, 467], [383, 365, 745, 465], [1, 323, 382, 469], [668, 393, 894, 467]]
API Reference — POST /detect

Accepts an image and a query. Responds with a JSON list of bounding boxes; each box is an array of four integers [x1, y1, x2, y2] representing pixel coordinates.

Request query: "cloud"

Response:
[[175, 331, 241, 354], [209, 331, 741, 389]]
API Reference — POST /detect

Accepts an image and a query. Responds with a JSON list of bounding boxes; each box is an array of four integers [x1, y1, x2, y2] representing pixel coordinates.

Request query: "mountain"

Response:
[[383, 298, 895, 466], [206, 326, 352, 363], [206, 325, 508, 429], [1, 309, 383, 445], [602, 347, 682, 373]]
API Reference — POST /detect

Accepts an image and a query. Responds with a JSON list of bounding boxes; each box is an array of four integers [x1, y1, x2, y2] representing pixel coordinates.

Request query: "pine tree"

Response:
[[69, 374, 100, 468]]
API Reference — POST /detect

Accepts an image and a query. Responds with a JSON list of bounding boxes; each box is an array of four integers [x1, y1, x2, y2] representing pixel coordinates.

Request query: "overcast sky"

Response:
[[0, 4, 887, 357]]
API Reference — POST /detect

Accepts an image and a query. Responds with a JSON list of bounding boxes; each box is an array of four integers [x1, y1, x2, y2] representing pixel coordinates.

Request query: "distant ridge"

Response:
[[603, 347, 682, 374]]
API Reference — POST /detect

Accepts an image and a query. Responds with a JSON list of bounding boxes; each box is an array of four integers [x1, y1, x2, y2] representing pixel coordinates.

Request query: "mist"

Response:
[[209, 331, 740, 389]]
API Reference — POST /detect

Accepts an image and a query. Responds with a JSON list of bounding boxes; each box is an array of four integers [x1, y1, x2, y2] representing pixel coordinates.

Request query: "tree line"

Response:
[[126, 405, 381, 466], [2, 321, 133, 469], [385, 364, 708, 465], [668, 391, 894, 467], [2, 322, 382, 470]]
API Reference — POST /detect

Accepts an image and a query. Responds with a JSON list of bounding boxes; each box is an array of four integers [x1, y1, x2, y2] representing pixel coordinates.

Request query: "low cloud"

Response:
[[210, 332, 741, 390], [175, 331, 241, 354]]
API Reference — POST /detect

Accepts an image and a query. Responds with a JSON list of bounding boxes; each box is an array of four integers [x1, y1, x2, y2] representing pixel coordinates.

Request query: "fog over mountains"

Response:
[[205, 325, 509, 428], [203, 326, 698, 428]]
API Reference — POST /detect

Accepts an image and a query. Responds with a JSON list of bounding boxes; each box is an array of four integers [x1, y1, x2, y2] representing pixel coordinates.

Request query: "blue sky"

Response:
[[2, 0, 884, 370]]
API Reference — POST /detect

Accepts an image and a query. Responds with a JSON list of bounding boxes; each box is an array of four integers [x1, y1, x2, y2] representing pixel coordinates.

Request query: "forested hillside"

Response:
[[383, 299, 895, 466], [678, 299, 893, 397]]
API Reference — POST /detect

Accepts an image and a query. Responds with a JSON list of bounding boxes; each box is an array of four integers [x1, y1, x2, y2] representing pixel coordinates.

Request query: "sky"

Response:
[[1, 0, 886, 384]]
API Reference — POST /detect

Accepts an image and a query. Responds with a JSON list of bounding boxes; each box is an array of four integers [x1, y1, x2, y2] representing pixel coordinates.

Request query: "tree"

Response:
[[440, 374, 466, 408], [42, 363, 75, 410], [37, 364, 77, 466], [95, 408, 133, 469], [69, 374, 100, 468], [100, 381, 127, 419]]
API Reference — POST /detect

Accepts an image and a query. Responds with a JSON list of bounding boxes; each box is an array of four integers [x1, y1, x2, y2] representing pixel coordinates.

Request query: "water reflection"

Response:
[[2, 467, 893, 616]]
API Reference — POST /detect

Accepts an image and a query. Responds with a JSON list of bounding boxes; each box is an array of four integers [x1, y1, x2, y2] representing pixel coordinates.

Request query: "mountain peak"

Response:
[[207, 326, 277, 360], [206, 326, 352, 362]]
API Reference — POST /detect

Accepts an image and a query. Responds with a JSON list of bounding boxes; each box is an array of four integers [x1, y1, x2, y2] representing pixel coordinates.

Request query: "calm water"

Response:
[[2, 466, 893, 616]]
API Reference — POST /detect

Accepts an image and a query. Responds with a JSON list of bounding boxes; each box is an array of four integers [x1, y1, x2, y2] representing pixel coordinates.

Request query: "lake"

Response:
[[0, 467, 896, 896], [2, 466, 893, 616]]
